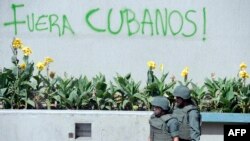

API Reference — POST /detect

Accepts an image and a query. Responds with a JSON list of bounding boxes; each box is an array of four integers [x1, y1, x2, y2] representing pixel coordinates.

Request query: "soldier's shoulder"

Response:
[[168, 116, 178, 123], [184, 105, 198, 112], [188, 109, 199, 115], [166, 117, 179, 128]]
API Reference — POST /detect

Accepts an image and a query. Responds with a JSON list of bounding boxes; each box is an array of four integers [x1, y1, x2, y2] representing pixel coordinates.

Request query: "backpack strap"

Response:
[[184, 105, 202, 127], [161, 114, 174, 122]]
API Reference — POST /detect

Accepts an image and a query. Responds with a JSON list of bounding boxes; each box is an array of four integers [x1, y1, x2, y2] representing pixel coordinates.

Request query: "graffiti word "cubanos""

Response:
[[3, 4, 206, 40], [86, 8, 206, 39]]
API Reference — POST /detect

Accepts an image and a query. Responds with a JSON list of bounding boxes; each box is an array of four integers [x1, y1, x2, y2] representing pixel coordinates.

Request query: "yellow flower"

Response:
[[36, 62, 45, 71], [147, 61, 156, 69], [12, 38, 23, 49], [19, 63, 26, 70], [181, 67, 189, 77], [239, 70, 249, 79], [240, 62, 247, 70], [160, 64, 164, 72], [22, 47, 32, 56], [43, 57, 54, 66]]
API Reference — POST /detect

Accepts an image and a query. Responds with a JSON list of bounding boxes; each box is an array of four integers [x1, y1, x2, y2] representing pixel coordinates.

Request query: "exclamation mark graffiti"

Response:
[[203, 7, 207, 41]]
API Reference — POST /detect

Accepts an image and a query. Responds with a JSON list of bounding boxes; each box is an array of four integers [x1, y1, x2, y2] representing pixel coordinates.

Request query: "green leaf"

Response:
[[105, 105, 111, 110], [19, 89, 27, 97], [0, 88, 7, 96], [12, 66, 18, 77], [23, 56, 29, 63], [68, 90, 78, 102], [39, 73, 50, 86], [226, 88, 235, 101], [21, 81, 36, 89], [117, 76, 126, 87], [122, 99, 130, 109], [96, 82, 107, 91], [53, 95, 61, 103], [27, 99, 35, 107], [160, 72, 168, 83], [125, 73, 131, 80]]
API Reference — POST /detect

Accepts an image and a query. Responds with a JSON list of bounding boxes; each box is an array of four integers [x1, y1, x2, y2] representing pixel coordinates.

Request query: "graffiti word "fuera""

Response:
[[4, 4, 75, 36]]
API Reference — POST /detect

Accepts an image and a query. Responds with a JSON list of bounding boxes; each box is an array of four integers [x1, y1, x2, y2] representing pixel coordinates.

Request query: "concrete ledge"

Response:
[[201, 112, 250, 123], [1, 110, 249, 123], [0, 110, 151, 115]]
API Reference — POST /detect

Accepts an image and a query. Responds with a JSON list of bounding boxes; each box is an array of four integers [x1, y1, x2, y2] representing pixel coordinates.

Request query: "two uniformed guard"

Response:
[[172, 85, 201, 141], [149, 96, 179, 141]]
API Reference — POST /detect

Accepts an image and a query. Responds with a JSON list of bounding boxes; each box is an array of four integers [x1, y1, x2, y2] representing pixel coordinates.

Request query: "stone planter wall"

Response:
[[0, 110, 249, 141]]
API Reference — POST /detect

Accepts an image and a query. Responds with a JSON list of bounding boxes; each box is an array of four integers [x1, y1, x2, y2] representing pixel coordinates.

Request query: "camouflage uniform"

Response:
[[149, 96, 179, 141], [173, 86, 201, 141]]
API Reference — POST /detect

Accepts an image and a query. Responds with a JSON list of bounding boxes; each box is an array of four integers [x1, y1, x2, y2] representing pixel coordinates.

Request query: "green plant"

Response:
[[55, 75, 78, 109], [0, 39, 36, 109], [1, 38, 250, 113], [91, 73, 115, 110], [232, 79, 250, 113], [145, 72, 176, 105], [204, 78, 237, 112], [35, 73, 59, 109], [113, 73, 147, 110], [190, 82, 206, 110]]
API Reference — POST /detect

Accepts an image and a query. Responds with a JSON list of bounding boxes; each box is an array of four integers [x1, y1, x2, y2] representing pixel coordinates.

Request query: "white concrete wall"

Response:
[[0, 110, 225, 141], [0, 0, 250, 84]]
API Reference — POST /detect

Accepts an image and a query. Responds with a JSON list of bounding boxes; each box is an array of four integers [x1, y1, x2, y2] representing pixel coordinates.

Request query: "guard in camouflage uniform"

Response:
[[172, 85, 201, 141], [149, 96, 179, 141]]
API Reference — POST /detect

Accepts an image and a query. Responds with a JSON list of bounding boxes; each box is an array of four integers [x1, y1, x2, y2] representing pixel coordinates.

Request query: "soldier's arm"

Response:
[[188, 110, 201, 141], [172, 136, 179, 141], [148, 130, 152, 141], [148, 122, 153, 141], [148, 136, 152, 141], [167, 118, 179, 141]]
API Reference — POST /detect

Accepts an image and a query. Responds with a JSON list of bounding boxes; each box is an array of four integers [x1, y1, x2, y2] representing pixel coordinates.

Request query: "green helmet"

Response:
[[173, 85, 191, 100], [151, 96, 170, 111]]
